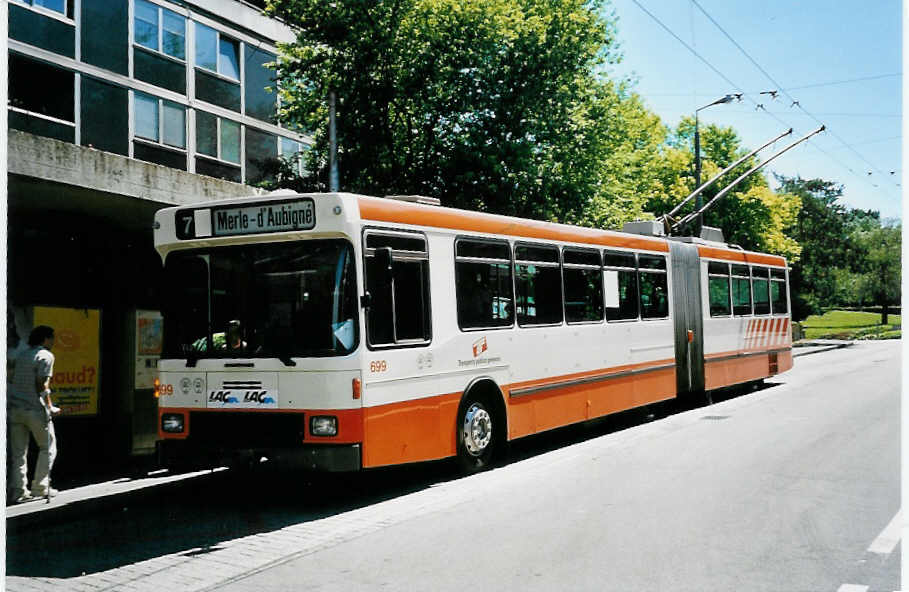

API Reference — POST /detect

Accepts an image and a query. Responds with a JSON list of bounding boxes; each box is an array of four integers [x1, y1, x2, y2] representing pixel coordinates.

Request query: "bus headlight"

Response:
[[310, 416, 338, 437], [162, 413, 185, 433]]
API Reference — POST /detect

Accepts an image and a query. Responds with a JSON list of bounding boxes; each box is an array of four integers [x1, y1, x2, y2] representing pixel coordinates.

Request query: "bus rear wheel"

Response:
[[456, 397, 496, 474]]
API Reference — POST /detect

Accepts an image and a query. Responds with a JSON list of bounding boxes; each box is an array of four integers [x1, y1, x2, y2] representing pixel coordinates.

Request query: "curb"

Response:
[[6, 469, 227, 532], [792, 342, 854, 358]]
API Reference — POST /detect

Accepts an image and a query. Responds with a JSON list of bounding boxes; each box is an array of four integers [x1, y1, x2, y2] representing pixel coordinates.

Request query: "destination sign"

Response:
[[211, 199, 316, 236]]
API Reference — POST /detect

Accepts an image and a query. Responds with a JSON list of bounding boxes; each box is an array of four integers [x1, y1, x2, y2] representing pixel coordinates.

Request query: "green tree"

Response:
[[776, 176, 854, 319], [852, 223, 901, 324], [266, 0, 650, 224]]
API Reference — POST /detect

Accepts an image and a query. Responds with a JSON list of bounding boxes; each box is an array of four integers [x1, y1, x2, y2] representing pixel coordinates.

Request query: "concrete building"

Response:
[[6, 0, 308, 479]]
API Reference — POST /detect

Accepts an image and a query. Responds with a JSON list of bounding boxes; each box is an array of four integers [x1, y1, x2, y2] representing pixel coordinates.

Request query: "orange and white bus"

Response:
[[153, 192, 792, 473]]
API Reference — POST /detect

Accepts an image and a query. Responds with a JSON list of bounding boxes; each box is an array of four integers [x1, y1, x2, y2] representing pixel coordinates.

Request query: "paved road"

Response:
[[6, 341, 900, 592]]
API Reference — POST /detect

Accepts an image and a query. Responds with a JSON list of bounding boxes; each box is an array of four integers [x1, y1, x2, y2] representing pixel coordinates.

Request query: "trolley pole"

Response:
[[329, 91, 339, 192]]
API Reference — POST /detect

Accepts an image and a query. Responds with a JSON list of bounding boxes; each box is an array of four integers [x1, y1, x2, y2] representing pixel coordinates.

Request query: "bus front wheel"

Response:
[[456, 397, 497, 474]]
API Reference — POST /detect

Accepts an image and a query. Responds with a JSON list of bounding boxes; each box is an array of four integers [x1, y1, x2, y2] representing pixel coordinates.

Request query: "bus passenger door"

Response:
[[668, 242, 704, 396]]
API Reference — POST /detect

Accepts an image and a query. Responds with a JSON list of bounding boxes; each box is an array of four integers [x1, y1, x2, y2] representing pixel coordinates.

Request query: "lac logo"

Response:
[[208, 390, 275, 405], [209, 391, 239, 403], [243, 391, 275, 404]]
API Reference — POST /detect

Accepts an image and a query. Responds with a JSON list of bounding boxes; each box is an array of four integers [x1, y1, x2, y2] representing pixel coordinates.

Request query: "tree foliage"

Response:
[[777, 175, 899, 322], [266, 0, 654, 224], [851, 223, 902, 324], [644, 119, 801, 260]]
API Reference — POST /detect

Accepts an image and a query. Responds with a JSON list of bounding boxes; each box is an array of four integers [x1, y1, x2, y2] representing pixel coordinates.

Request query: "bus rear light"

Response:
[[352, 378, 361, 400], [154, 378, 161, 398], [310, 416, 338, 437], [162, 413, 185, 433]]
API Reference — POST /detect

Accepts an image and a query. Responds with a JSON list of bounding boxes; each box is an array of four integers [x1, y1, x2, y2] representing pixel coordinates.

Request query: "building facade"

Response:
[[7, 0, 307, 478]]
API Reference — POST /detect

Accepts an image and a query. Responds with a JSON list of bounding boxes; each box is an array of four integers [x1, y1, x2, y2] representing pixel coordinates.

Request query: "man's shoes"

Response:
[[30, 487, 58, 498], [12, 492, 35, 504]]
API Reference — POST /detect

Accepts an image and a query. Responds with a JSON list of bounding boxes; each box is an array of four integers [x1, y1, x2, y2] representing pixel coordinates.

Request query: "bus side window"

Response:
[[731, 264, 752, 316], [563, 248, 603, 323], [603, 250, 638, 321], [455, 238, 514, 330], [752, 267, 771, 315], [708, 261, 731, 317], [770, 268, 788, 314], [638, 254, 668, 319], [364, 231, 431, 347], [514, 244, 563, 326]]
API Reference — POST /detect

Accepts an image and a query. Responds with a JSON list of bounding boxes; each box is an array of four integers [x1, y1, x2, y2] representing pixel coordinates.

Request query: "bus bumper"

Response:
[[296, 444, 361, 472], [156, 440, 362, 473]]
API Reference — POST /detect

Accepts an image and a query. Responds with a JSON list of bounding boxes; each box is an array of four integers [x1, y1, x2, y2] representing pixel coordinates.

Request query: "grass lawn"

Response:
[[801, 310, 901, 340]]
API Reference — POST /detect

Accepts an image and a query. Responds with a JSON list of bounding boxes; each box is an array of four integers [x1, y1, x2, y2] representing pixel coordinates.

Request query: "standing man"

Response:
[[8, 325, 60, 504]]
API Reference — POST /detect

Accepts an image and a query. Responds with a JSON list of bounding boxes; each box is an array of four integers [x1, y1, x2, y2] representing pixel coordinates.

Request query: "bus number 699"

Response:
[[370, 360, 387, 373]]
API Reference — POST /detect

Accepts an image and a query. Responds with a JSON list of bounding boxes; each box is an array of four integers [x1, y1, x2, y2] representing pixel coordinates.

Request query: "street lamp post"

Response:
[[694, 94, 737, 235]]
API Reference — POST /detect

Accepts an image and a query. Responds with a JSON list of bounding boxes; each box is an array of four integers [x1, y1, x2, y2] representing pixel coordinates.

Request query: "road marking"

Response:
[[867, 509, 901, 555], [836, 585, 868, 592]]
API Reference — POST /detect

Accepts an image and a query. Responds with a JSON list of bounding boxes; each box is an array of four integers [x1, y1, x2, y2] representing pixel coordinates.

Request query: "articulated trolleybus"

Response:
[[153, 192, 792, 473]]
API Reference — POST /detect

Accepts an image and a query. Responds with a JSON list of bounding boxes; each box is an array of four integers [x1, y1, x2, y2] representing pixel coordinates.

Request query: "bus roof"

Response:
[[357, 194, 787, 267]]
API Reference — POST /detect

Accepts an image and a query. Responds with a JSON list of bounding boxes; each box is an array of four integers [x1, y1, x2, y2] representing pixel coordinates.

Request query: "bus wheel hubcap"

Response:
[[463, 404, 492, 456]]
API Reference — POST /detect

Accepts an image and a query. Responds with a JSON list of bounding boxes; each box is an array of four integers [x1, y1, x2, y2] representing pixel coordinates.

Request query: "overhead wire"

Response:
[[644, 72, 903, 96], [689, 0, 901, 196], [628, 0, 899, 202]]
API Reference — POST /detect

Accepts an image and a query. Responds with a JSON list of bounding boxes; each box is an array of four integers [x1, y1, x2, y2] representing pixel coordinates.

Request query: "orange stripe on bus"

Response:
[[357, 196, 670, 252], [705, 354, 770, 389], [698, 246, 786, 267], [363, 392, 462, 468], [158, 407, 365, 443], [506, 366, 676, 439], [704, 347, 792, 389], [361, 360, 676, 468]]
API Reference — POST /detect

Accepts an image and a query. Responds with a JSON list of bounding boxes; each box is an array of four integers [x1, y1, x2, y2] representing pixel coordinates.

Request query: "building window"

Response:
[[18, 0, 65, 16], [363, 231, 431, 347], [638, 254, 668, 319], [134, 0, 185, 60], [563, 248, 603, 324], [195, 22, 239, 80], [708, 262, 731, 317], [8, 53, 75, 142], [455, 238, 514, 330], [279, 137, 306, 176], [8, 54, 74, 123], [514, 244, 563, 326], [134, 91, 185, 148], [196, 111, 240, 164]]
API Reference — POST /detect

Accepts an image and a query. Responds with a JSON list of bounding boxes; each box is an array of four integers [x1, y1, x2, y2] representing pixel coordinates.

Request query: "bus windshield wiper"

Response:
[[185, 346, 200, 367]]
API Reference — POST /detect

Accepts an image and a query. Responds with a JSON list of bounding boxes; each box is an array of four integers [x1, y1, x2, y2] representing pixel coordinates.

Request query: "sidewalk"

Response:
[[792, 339, 855, 357], [6, 466, 228, 530]]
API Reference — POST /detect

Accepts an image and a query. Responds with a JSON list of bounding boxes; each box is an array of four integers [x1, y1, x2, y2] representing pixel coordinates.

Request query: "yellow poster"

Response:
[[33, 306, 101, 416]]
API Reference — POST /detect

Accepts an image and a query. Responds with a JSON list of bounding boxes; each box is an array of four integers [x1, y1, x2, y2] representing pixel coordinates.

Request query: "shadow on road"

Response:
[[6, 379, 780, 578]]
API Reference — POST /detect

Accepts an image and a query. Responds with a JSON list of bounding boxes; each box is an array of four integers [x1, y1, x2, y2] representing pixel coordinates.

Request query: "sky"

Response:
[[606, 0, 902, 221]]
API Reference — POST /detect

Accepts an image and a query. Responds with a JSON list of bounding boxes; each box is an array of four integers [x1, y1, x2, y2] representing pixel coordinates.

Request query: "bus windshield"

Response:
[[162, 239, 359, 359]]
